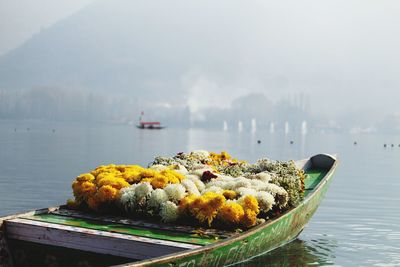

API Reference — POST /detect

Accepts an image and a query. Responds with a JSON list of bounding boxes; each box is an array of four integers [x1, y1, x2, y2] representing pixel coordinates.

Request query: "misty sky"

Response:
[[1, 0, 400, 117], [0, 0, 95, 55]]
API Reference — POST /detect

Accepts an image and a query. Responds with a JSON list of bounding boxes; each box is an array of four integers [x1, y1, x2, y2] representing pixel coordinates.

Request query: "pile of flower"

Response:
[[68, 151, 306, 229], [69, 164, 185, 211]]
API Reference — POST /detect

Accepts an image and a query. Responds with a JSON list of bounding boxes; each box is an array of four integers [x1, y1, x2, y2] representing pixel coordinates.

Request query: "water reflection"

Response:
[[233, 238, 337, 267]]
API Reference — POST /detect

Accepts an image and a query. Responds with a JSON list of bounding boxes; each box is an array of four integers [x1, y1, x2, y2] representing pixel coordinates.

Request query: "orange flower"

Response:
[[97, 185, 118, 202], [87, 196, 99, 210], [241, 209, 258, 228], [218, 202, 244, 224], [222, 190, 237, 200]]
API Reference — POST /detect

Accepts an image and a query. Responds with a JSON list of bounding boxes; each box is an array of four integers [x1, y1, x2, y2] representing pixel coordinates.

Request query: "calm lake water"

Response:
[[1, 120, 400, 266]]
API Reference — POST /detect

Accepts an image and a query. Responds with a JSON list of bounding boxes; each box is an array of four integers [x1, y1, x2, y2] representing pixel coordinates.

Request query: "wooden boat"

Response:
[[0, 154, 338, 267], [136, 122, 165, 130], [136, 112, 165, 130]]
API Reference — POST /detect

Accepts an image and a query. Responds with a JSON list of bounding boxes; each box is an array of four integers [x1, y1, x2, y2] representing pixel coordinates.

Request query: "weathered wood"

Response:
[[0, 206, 59, 228], [1, 154, 338, 267], [0, 230, 13, 267], [50, 208, 235, 239], [119, 154, 339, 266], [0, 206, 59, 267], [24, 214, 217, 246], [5, 218, 200, 260]]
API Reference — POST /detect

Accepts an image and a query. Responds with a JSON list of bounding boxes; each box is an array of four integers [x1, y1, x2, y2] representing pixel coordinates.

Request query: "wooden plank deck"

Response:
[[50, 208, 235, 239], [23, 213, 221, 246], [5, 218, 201, 260]]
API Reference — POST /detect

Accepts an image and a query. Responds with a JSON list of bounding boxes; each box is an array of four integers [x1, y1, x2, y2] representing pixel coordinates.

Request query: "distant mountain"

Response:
[[0, 0, 257, 103]]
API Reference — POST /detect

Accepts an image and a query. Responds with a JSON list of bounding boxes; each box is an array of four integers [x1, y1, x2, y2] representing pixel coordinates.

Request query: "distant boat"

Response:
[[136, 112, 165, 129], [136, 121, 165, 130]]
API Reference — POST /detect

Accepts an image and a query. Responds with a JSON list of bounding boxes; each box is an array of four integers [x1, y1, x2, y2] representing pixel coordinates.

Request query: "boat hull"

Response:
[[0, 154, 337, 267], [130, 158, 335, 266]]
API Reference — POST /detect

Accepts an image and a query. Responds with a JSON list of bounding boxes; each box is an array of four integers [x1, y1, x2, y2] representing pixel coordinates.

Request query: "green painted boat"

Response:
[[0, 154, 338, 267]]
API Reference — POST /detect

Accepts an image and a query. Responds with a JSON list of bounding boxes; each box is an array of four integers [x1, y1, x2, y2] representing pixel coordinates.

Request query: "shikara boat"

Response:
[[0, 154, 338, 267]]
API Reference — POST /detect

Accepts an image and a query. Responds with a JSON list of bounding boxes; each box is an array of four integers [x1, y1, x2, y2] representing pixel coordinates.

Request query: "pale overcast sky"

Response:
[[0, 0, 96, 55], [0, 0, 399, 117]]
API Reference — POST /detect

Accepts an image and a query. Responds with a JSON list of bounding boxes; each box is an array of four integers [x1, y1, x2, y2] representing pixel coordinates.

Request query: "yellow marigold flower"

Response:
[[140, 169, 158, 178], [125, 165, 144, 171], [218, 202, 244, 224], [98, 177, 129, 190], [239, 195, 260, 214], [223, 190, 237, 200], [150, 176, 169, 189], [241, 209, 258, 228], [72, 181, 82, 196], [208, 194, 226, 210], [190, 192, 226, 226], [220, 151, 231, 160], [178, 194, 198, 214], [81, 181, 97, 195], [87, 196, 99, 210], [90, 165, 109, 177], [97, 185, 118, 202], [121, 171, 141, 183], [76, 173, 95, 182], [167, 164, 180, 170], [161, 169, 185, 182], [116, 165, 127, 172], [66, 199, 78, 209], [95, 171, 121, 182], [73, 181, 96, 198]]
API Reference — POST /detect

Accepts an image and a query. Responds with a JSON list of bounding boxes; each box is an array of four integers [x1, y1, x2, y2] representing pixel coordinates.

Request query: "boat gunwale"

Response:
[[0, 154, 338, 267], [122, 153, 339, 266]]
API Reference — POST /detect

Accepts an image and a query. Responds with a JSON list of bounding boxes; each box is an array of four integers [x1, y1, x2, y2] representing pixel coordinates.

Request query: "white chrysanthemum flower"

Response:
[[190, 150, 210, 161], [186, 175, 205, 191], [190, 169, 208, 178], [135, 182, 153, 200], [205, 180, 227, 189], [201, 186, 224, 194], [260, 183, 289, 208], [164, 184, 187, 202], [236, 187, 257, 196], [256, 191, 275, 212], [234, 179, 252, 189], [181, 179, 200, 196], [159, 201, 179, 222], [249, 179, 266, 189], [149, 164, 168, 171], [191, 164, 210, 170], [170, 164, 188, 175], [218, 174, 235, 181], [256, 172, 272, 182], [148, 188, 169, 210], [118, 185, 138, 213]]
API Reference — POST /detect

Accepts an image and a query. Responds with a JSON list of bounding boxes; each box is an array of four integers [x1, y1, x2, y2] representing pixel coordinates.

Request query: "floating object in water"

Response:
[[14, 128, 16, 132], [0, 154, 338, 266], [257, 140, 261, 144], [391, 144, 394, 147], [384, 144, 387, 148], [52, 129, 56, 133], [353, 141, 357, 145], [284, 122, 290, 134], [26, 128, 30, 131], [301, 121, 307, 135], [137, 111, 165, 130], [251, 118, 257, 133], [290, 141, 294, 144], [238, 121, 243, 132], [223, 120, 228, 131]]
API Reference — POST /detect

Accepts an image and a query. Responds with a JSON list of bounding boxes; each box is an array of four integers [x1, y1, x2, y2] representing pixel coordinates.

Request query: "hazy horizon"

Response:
[[1, 0, 400, 130]]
